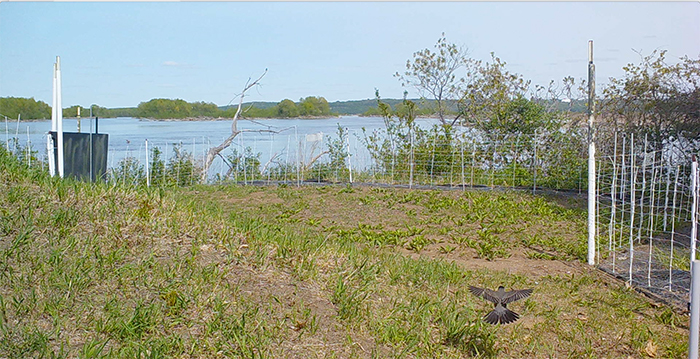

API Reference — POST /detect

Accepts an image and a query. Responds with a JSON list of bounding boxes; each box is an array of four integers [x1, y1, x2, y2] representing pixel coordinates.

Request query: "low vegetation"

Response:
[[0, 145, 690, 358]]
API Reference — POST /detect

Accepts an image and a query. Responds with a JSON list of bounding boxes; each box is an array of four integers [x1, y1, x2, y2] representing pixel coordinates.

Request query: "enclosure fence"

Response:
[[4, 126, 699, 309], [594, 133, 699, 309]]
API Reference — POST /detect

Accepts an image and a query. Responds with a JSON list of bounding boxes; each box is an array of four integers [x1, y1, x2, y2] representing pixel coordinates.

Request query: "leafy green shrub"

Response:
[[166, 143, 200, 186], [224, 146, 261, 182], [110, 156, 144, 186]]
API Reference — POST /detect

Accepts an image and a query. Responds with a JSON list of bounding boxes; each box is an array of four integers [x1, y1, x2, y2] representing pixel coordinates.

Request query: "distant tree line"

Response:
[[0, 98, 139, 120], [0, 96, 337, 120], [1, 92, 584, 122], [0, 97, 51, 120], [135, 99, 220, 119], [137, 96, 336, 119], [235, 96, 335, 119]]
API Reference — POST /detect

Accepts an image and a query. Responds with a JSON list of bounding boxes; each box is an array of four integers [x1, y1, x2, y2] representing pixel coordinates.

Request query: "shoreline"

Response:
[[137, 115, 345, 122], [6, 113, 443, 123]]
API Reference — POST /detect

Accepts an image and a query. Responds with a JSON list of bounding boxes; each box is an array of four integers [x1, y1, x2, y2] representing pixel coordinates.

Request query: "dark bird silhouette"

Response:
[[469, 285, 532, 324]]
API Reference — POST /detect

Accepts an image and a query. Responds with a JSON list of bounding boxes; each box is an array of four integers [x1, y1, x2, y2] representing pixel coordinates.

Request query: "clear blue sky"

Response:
[[1, 1, 698, 108]]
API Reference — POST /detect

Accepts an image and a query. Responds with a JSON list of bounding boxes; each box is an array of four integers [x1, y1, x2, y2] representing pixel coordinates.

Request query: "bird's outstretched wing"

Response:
[[468, 285, 500, 304], [502, 288, 533, 304]]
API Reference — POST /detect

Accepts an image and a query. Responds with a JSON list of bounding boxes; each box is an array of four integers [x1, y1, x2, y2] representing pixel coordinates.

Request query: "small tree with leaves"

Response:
[[395, 33, 469, 126], [601, 50, 700, 162]]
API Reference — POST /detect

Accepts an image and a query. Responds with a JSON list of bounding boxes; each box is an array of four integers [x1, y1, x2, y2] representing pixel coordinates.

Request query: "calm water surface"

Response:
[[4, 116, 441, 172]]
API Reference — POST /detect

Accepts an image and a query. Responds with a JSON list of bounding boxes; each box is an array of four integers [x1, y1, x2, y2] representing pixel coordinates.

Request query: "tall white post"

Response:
[[5, 116, 9, 151], [48, 62, 57, 176], [26, 126, 31, 168], [587, 40, 597, 266], [691, 156, 698, 262], [145, 139, 150, 187], [56, 56, 64, 178], [346, 129, 353, 183], [689, 260, 700, 359], [628, 134, 636, 285], [51, 63, 57, 133]]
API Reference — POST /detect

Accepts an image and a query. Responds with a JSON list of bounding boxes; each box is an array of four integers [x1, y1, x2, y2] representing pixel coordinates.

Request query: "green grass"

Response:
[[0, 146, 690, 358]]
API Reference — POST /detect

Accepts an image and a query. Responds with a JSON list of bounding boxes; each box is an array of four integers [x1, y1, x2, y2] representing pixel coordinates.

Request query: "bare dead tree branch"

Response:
[[201, 69, 267, 182], [304, 150, 330, 171], [260, 151, 285, 175]]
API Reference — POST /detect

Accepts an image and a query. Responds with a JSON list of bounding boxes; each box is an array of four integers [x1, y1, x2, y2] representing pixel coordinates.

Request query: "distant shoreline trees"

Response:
[[0, 97, 51, 120], [0, 96, 342, 121]]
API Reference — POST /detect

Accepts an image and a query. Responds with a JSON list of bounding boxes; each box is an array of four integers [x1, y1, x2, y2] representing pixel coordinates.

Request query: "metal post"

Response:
[[689, 260, 700, 359], [77, 107, 81, 133], [587, 40, 597, 266]]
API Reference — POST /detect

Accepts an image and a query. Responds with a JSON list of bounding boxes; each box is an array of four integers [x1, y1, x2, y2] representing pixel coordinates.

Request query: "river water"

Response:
[[3, 116, 442, 173]]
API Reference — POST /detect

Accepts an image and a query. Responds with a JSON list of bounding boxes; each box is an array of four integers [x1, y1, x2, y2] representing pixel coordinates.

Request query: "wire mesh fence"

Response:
[[4, 125, 699, 309], [595, 132, 699, 309], [150, 125, 589, 192]]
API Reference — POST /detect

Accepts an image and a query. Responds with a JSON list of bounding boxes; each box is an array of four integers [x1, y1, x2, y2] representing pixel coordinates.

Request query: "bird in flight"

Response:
[[469, 285, 533, 324]]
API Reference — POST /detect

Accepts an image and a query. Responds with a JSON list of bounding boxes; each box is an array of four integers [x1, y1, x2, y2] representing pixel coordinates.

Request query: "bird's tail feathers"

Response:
[[484, 308, 519, 325]]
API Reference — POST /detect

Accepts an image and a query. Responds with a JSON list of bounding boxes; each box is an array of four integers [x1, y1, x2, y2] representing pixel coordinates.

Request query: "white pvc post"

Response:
[[689, 260, 700, 359], [5, 116, 8, 151], [587, 40, 597, 266], [692, 156, 698, 262], [647, 159, 658, 287], [56, 56, 64, 178], [26, 126, 31, 168], [409, 129, 414, 189], [664, 166, 672, 231], [670, 166, 680, 290], [609, 133, 618, 252], [48, 62, 57, 177], [629, 134, 636, 285], [346, 129, 353, 183], [294, 127, 300, 187], [14, 114, 20, 145], [51, 63, 57, 133], [145, 139, 150, 187]]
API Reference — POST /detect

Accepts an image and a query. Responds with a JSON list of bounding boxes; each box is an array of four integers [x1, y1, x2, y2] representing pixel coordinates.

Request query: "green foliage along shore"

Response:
[[0, 97, 51, 120], [0, 96, 447, 121], [1, 96, 339, 120]]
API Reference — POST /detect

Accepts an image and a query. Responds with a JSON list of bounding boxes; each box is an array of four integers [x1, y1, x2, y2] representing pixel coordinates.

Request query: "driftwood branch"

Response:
[[260, 151, 285, 175], [201, 69, 267, 182], [304, 150, 330, 171]]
